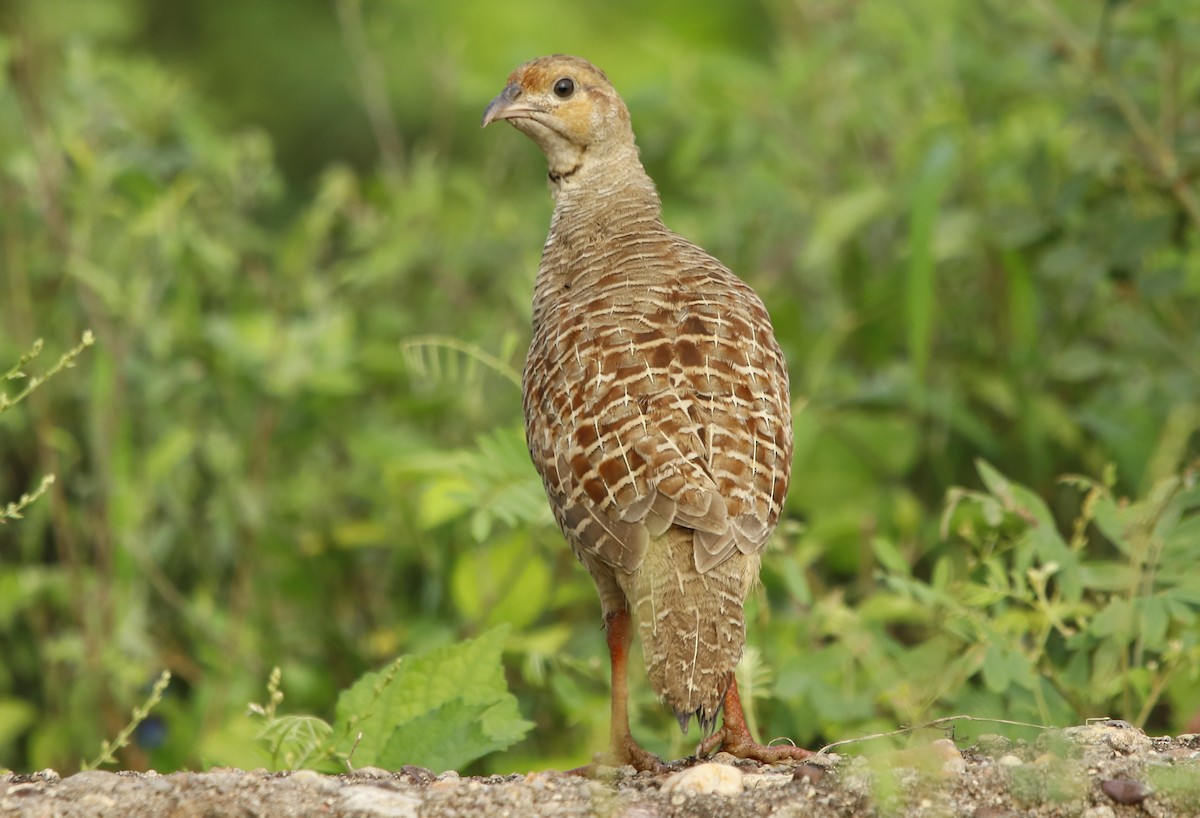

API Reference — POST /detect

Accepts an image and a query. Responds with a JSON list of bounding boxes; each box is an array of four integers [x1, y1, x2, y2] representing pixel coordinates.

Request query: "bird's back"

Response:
[[523, 206, 792, 728]]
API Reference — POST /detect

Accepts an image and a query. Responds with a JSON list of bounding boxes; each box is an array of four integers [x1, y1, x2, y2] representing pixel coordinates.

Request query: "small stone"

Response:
[[400, 765, 435, 784], [286, 769, 339, 793], [974, 734, 1013, 756], [340, 785, 421, 818], [1082, 806, 1116, 818], [348, 766, 392, 779], [1100, 778, 1150, 805], [792, 764, 825, 785], [997, 754, 1023, 768], [523, 771, 567, 790], [1058, 722, 1152, 757], [931, 738, 967, 776], [662, 762, 744, 796]]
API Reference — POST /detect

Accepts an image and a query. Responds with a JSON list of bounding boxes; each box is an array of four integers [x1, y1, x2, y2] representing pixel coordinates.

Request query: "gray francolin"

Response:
[[483, 54, 809, 771]]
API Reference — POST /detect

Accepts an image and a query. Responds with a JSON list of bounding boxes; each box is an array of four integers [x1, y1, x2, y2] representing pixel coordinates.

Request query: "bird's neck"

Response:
[[547, 144, 662, 226], [532, 148, 667, 322]]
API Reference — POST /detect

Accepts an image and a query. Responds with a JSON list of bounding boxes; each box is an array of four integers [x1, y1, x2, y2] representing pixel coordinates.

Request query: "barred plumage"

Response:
[[484, 54, 808, 770]]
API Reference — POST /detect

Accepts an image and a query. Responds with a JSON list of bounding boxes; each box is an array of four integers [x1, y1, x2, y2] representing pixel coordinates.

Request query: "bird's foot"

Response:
[[697, 727, 813, 765], [567, 736, 667, 776]]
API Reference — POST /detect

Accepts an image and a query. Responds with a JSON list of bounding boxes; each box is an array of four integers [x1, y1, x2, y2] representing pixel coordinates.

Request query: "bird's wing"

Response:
[[524, 248, 791, 574]]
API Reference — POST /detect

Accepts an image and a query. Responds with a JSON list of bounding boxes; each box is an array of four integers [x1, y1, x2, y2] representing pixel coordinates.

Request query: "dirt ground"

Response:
[[3, 722, 1199, 817]]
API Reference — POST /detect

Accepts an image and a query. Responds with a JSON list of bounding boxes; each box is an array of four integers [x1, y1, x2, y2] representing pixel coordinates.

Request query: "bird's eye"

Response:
[[553, 77, 575, 99]]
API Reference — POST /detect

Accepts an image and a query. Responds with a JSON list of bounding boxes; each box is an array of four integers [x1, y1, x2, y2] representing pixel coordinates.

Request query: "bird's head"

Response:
[[482, 55, 636, 182]]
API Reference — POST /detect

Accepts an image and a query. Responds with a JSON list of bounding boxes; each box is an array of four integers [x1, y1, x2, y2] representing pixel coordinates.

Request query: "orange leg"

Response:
[[568, 609, 663, 775], [602, 609, 666, 772], [697, 675, 813, 763]]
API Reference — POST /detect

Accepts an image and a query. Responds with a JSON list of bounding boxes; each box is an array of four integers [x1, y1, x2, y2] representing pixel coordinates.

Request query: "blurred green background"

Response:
[[2, 0, 1199, 774]]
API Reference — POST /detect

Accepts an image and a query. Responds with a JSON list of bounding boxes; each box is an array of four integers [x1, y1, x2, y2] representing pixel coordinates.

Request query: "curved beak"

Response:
[[481, 83, 541, 128]]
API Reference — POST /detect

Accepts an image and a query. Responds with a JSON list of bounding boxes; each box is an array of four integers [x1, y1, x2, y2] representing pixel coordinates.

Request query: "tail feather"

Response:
[[620, 525, 758, 735]]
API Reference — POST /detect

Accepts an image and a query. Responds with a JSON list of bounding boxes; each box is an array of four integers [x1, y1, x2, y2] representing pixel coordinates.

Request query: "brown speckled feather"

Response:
[[489, 54, 791, 732]]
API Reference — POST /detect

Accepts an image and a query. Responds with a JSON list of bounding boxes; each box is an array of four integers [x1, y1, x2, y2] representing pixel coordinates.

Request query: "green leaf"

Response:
[[380, 698, 529, 773], [333, 626, 533, 771], [871, 537, 911, 578], [906, 136, 957, 381], [258, 715, 333, 769], [1077, 561, 1134, 592], [975, 459, 1058, 532]]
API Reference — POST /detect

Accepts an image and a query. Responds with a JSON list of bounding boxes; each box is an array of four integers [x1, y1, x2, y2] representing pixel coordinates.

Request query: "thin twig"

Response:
[[81, 671, 172, 770], [0, 330, 94, 416], [815, 714, 1054, 755]]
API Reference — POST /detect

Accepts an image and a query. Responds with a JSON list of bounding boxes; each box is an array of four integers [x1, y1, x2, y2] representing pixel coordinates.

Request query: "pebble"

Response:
[[931, 738, 967, 775], [661, 762, 744, 795], [1100, 778, 1151, 805], [340, 785, 422, 818], [792, 763, 825, 784], [285, 769, 339, 793], [974, 734, 1014, 756], [349, 766, 393, 780], [400, 765, 436, 784], [1057, 722, 1152, 757], [997, 754, 1024, 768]]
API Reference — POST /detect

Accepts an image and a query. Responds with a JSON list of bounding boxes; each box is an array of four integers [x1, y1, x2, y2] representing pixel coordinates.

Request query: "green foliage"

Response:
[[2, 0, 1199, 775], [249, 628, 533, 773], [949, 461, 1200, 724], [762, 460, 1200, 751], [332, 625, 533, 772], [82, 671, 171, 770], [247, 667, 333, 770], [1, 333, 93, 522], [0, 333, 94, 417]]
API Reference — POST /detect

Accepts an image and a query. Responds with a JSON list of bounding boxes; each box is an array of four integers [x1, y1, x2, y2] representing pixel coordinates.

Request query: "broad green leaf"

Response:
[[332, 626, 533, 770], [379, 698, 528, 773]]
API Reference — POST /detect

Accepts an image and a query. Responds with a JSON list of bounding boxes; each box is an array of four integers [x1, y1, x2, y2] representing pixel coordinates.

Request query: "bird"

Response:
[[482, 54, 810, 771]]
